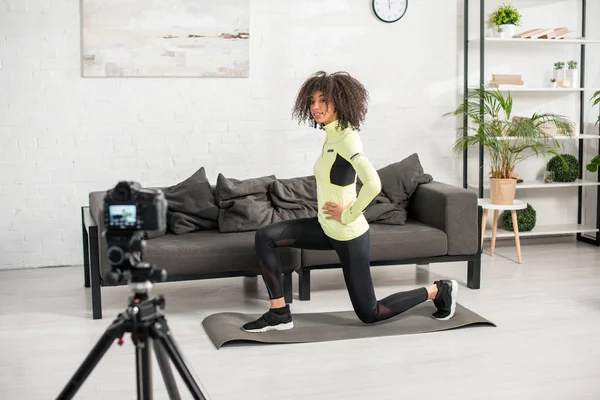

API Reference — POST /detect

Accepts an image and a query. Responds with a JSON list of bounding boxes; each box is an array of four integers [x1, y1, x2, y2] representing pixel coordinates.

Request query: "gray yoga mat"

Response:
[[201, 302, 495, 349]]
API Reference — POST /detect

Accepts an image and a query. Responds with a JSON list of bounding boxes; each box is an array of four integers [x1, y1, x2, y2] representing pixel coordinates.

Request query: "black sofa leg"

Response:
[[81, 207, 90, 288], [298, 268, 311, 301], [468, 258, 481, 289], [89, 225, 103, 319], [283, 271, 293, 304]]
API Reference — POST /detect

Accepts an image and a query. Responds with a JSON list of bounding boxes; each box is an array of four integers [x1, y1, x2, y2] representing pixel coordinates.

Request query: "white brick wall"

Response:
[[2, 0, 597, 269]]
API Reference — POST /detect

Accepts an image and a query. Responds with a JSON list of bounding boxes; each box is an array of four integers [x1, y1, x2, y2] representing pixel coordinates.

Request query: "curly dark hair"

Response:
[[292, 71, 369, 131]]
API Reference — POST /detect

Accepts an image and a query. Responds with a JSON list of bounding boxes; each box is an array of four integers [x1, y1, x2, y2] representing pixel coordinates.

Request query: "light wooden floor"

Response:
[[1, 238, 599, 400]]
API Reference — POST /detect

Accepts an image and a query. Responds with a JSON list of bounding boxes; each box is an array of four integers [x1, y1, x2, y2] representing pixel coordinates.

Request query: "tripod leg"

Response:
[[56, 316, 128, 400], [153, 339, 182, 400], [134, 329, 153, 400], [151, 318, 208, 400]]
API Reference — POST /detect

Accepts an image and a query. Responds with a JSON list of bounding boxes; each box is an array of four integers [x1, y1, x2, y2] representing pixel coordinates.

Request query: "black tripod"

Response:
[[56, 261, 209, 400]]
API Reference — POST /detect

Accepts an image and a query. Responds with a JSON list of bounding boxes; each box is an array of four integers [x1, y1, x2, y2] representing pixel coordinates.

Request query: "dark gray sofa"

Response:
[[81, 155, 482, 320]]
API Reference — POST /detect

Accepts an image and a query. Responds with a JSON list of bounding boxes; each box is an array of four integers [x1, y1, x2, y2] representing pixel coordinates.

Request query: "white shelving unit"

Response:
[[484, 223, 598, 238], [495, 87, 597, 92], [468, 134, 599, 140], [463, 0, 600, 245], [470, 37, 600, 44], [469, 179, 600, 190]]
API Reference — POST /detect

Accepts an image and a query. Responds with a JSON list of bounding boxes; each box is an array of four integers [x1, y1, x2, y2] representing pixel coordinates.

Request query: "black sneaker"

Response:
[[242, 307, 294, 333], [432, 279, 458, 321]]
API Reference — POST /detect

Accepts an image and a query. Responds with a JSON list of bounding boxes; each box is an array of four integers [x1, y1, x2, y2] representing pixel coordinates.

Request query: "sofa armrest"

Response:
[[88, 191, 110, 280], [409, 181, 478, 256], [89, 191, 107, 226]]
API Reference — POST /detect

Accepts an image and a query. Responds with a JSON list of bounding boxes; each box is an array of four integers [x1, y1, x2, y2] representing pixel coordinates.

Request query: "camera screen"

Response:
[[109, 205, 137, 226]]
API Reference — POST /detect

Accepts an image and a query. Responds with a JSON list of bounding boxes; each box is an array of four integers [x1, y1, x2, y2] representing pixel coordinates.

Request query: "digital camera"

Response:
[[104, 181, 167, 233], [103, 181, 167, 271]]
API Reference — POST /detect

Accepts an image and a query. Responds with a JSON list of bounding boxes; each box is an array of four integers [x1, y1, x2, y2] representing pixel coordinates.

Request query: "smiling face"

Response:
[[310, 91, 338, 126], [292, 71, 369, 131]]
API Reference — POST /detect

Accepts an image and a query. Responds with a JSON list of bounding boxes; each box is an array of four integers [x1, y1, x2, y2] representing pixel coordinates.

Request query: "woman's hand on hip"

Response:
[[322, 201, 352, 222]]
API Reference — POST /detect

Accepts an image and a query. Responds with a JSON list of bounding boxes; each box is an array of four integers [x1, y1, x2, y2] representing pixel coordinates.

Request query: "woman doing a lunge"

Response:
[[242, 71, 457, 333]]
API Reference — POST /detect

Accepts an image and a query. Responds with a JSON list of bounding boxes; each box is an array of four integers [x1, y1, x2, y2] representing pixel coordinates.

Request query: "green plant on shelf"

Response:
[[586, 155, 600, 173], [584, 91, 600, 171], [554, 61, 565, 70], [489, 3, 523, 30], [592, 90, 600, 125], [547, 154, 580, 182], [502, 203, 536, 232], [444, 85, 574, 180], [567, 60, 578, 70]]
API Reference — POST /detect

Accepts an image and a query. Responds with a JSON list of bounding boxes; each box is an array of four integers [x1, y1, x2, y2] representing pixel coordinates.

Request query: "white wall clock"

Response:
[[372, 0, 408, 23]]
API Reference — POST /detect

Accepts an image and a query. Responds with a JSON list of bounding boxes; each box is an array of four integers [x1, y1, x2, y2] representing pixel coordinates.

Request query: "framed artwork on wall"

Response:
[[81, 0, 250, 77]]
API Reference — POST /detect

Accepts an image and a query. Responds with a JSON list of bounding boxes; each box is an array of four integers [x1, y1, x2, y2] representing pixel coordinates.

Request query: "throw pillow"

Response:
[[163, 167, 219, 234], [375, 153, 433, 224], [271, 175, 318, 221], [356, 179, 407, 225], [215, 173, 276, 233]]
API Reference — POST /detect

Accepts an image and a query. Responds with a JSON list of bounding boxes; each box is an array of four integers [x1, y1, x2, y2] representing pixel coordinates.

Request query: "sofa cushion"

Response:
[[142, 230, 301, 277], [163, 167, 219, 234], [271, 175, 318, 221], [375, 153, 433, 225], [215, 174, 324, 232], [300, 221, 447, 267], [215, 173, 276, 233]]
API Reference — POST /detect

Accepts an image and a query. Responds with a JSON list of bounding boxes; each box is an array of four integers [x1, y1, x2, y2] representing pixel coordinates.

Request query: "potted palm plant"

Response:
[[445, 85, 575, 204]]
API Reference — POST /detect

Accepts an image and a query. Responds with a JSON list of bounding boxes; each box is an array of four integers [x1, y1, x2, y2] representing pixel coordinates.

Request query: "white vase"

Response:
[[568, 70, 578, 88], [554, 69, 566, 83], [498, 24, 516, 38]]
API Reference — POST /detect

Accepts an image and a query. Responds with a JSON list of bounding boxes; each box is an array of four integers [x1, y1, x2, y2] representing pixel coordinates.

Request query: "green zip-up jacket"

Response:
[[313, 120, 382, 241]]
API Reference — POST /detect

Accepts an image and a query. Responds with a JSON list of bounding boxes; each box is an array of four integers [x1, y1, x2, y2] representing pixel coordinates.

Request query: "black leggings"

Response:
[[255, 217, 428, 324]]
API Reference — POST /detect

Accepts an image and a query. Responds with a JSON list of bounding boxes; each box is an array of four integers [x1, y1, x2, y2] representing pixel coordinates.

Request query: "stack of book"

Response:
[[489, 74, 524, 88], [513, 27, 572, 39]]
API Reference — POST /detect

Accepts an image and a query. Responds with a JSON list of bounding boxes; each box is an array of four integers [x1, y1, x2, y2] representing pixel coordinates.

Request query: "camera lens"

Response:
[[107, 246, 125, 266]]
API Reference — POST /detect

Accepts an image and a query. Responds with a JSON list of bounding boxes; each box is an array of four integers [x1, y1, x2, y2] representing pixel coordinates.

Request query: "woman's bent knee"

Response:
[[354, 307, 379, 324], [255, 225, 277, 249]]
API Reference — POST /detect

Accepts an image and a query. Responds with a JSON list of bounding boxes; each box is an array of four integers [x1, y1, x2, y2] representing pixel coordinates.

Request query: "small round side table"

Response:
[[478, 198, 527, 264]]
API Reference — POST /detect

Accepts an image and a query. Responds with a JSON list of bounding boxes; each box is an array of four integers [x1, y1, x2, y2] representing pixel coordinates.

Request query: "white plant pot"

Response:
[[554, 69, 566, 82], [498, 24, 516, 38], [551, 82, 557, 88], [568, 70, 578, 88]]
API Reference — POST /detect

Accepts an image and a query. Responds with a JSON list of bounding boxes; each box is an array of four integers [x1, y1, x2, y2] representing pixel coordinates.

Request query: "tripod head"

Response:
[[105, 232, 167, 284], [102, 231, 169, 327], [105, 233, 168, 294]]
